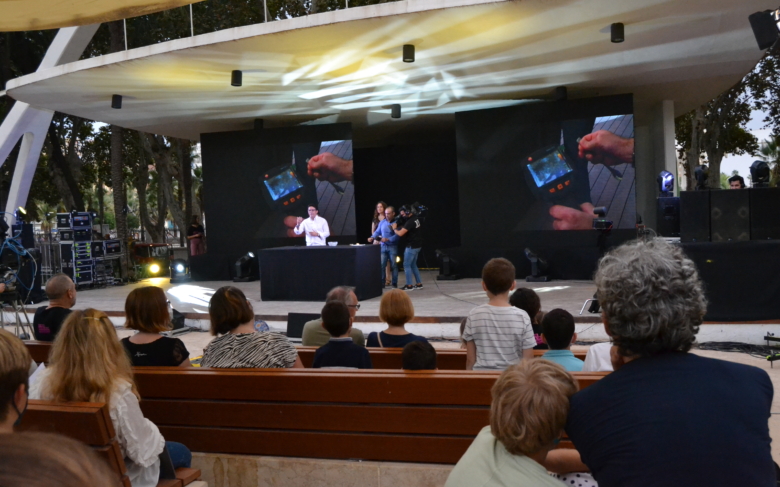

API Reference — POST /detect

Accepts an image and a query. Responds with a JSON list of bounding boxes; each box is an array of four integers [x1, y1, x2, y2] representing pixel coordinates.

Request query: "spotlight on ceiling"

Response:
[[391, 104, 401, 119], [749, 9, 780, 50], [610, 22, 625, 43], [553, 86, 567, 101], [231, 70, 243, 87], [402, 44, 415, 63], [111, 94, 122, 109]]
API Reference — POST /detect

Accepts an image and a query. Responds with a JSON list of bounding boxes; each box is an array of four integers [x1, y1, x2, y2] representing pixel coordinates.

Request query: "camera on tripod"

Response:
[[592, 206, 613, 231]]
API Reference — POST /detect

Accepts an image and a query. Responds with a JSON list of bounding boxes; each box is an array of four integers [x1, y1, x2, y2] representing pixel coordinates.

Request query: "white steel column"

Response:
[[0, 24, 100, 222]]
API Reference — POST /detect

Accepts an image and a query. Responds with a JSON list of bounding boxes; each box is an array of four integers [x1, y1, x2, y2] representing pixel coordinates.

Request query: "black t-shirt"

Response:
[[566, 352, 775, 487], [32, 306, 72, 342], [121, 336, 190, 366], [312, 339, 372, 369], [402, 216, 423, 248], [366, 331, 428, 348], [187, 224, 204, 237]]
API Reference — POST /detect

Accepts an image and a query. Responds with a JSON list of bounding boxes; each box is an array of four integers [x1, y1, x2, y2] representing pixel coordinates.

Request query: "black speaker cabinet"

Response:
[[11, 223, 34, 249], [749, 188, 780, 240], [710, 190, 750, 242], [656, 197, 680, 237], [680, 191, 710, 242]]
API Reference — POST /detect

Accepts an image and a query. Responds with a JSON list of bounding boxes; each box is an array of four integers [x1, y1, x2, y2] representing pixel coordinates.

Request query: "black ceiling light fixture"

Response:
[[402, 44, 415, 63], [231, 70, 243, 87], [111, 94, 122, 109], [391, 104, 401, 118], [611, 22, 625, 43], [749, 9, 780, 50]]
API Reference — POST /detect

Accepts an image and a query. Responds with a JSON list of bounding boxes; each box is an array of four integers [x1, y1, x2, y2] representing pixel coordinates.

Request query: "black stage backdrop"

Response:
[[454, 94, 637, 279], [200, 123, 355, 276], [353, 135, 460, 269]]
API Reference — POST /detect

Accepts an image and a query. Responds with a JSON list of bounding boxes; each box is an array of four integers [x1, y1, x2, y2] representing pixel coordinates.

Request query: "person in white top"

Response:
[[29, 308, 191, 487], [294, 205, 331, 246]]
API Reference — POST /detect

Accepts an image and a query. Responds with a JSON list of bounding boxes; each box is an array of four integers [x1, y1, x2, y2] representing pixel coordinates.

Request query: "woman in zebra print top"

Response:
[[201, 286, 303, 369]]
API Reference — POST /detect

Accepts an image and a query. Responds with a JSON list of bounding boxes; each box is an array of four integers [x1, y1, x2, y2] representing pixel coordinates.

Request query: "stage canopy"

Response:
[[5, 0, 767, 143], [0, 0, 204, 32]]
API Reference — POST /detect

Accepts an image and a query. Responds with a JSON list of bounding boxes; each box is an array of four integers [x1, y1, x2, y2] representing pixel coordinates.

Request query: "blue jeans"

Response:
[[166, 441, 192, 469], [403, 247, 422, 286], [380, 245, 398, 286]]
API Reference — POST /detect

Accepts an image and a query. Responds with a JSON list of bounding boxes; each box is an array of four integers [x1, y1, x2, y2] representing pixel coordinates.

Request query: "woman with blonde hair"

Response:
[[366, 289, 429, 348], [29, 308, 191, 487], [122, 286, 191, 367]]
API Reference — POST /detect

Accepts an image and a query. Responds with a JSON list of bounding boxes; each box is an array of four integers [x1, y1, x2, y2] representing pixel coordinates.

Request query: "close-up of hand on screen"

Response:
[[307, 152, 353, 183], [549, 203, 596, 230], [577, 130, 634, 167]]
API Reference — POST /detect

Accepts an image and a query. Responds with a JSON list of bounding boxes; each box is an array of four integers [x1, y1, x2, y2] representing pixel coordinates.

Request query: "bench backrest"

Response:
[[18, 400, 131, 487], [135, 367, 607, 464]]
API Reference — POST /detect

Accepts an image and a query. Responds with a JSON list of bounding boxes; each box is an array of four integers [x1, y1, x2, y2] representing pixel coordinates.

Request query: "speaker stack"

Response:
[[680, 188, 780, 242]]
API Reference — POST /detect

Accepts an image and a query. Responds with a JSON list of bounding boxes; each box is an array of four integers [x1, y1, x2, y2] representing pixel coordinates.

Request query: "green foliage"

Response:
[[759, 134, 780, 187]]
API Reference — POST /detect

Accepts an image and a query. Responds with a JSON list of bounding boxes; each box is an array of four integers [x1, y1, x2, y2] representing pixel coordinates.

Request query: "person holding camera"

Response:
[[392, 205, 424, 291]]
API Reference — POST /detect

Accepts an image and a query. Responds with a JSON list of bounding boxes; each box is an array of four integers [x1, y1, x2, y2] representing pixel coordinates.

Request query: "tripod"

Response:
[[0, 291, 34, 340]]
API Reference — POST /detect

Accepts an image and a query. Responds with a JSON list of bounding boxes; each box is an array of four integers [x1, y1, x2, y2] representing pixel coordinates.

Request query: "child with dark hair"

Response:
[[463, 258, 536, 370], [540, 309, 583, 372], [509, 287, 547, 350], [402, 341, 437, 370], [313, 301, 372, 369]]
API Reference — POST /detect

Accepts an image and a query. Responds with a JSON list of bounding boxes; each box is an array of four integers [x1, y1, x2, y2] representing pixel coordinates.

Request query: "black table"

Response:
[[258, 245, 382, 301]]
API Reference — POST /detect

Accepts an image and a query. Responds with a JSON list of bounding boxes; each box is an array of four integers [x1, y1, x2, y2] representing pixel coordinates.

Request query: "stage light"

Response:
[[14, 207, 26, 223], [111, 94, 122, 109], [749, 9, 780, 50], [657, 170, 674, 197], [611, 22, 625, 43], [149, 263, 161, 274], [751, 160, 771, 187], [170, 258, 191, 284], [234, 252, 259, 282], [391, 104, 401, 118], [694, 164, 709, 191], [231, 70, 243, 87], [524, 248, 549, 283], [402, 44, 415, 63]]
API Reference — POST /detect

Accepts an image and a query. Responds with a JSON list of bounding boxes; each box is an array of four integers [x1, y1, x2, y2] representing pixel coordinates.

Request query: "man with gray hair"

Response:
[[32, 274, 76, 341], [555, 239, 774, 485], [301, 286, 365, 347]]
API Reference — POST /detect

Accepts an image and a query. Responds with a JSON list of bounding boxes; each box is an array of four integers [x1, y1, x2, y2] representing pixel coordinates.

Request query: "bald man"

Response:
[[32, 274, 76, 342]]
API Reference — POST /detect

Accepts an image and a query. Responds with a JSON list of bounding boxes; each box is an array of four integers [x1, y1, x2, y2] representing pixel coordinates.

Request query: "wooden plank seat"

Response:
[[135, 367, 608, 464], [17, 400, 201, 487], [23, 340, 588, 369]]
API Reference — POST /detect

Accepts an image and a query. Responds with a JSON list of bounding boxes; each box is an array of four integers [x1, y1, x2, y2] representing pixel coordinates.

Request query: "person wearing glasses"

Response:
[[302, 286, 365, 347], [121, 286, 191, 367], [294, 205, 330, 246]]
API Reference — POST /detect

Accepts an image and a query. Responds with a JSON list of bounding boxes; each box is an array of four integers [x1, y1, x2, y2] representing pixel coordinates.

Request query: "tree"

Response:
[[759, 134, 780, 187]]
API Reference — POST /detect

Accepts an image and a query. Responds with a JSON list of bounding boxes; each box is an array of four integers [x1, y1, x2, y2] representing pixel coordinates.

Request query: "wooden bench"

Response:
[[296, 346, 587, 369], [18, 400, 202, 487], [135, 367, 608, 464]]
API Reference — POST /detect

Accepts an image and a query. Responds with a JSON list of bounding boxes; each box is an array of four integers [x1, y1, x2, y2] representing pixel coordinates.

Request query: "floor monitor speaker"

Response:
[[680, 191, 710, 242], [710, 190, 750, 242]]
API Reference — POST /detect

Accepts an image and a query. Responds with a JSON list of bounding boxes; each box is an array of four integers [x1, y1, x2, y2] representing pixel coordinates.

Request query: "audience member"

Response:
[[29, 309, 192, 487], [312, 301, 372, 369], [509, 287, 546, 349], [555, 239, 775, 485], [32, 274, 76, 341], [0, 329, 31, 434], [366, 289, 428, 348], [402, 341, 437, 370], [463, 258, 535, 370], [581, 342, 613, 372], [121, 286, 191, 367], [540, 309, 583, 372], [302, 286, 365, 347], [0, 432, 120, 486], [445, 360, 577, 487], [202, 286, 303, 368]]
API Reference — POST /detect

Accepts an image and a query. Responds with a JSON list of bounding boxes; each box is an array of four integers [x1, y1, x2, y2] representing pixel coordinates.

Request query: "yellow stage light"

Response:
[[149, 263, 161, 274]]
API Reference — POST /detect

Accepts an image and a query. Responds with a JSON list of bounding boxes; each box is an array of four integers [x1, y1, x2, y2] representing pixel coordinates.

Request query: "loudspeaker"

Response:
[[710, 190, 750, 242], [17, 248, 44, 303], [656, 197, 680, 237], [750, 188, 780, 240], [11, 223, 34, 249], [680, 191, 710, 242]]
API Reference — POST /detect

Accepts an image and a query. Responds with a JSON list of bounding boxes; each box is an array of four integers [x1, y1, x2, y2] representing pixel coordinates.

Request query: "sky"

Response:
[[719, 109, 773, 178]]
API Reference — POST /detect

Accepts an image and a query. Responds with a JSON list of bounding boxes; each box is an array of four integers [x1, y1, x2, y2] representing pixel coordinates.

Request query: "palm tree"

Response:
[[759, 134, 780, 187]]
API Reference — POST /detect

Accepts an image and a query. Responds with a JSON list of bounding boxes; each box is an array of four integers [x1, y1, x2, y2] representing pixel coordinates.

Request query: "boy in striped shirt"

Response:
[[463, 258, 536, 370]]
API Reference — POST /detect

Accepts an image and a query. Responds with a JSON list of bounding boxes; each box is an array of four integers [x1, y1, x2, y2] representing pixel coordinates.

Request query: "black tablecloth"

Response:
[[258, 245, 382, 301], [681, 240, 780, 321]]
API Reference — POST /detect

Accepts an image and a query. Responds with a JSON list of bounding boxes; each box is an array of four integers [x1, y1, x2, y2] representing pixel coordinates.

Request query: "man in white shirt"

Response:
[[294, 205, 330, 246]]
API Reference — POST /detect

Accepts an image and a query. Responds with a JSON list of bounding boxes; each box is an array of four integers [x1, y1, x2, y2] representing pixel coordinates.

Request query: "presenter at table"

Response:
[[294, 205, 331, 246]]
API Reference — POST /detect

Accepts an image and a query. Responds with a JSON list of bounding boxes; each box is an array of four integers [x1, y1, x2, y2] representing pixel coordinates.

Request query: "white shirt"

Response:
[[582, 341, 614, 372], [30, 369, 165, 487], [293, 215, 330, 246], [463, 304, 536, 370]]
